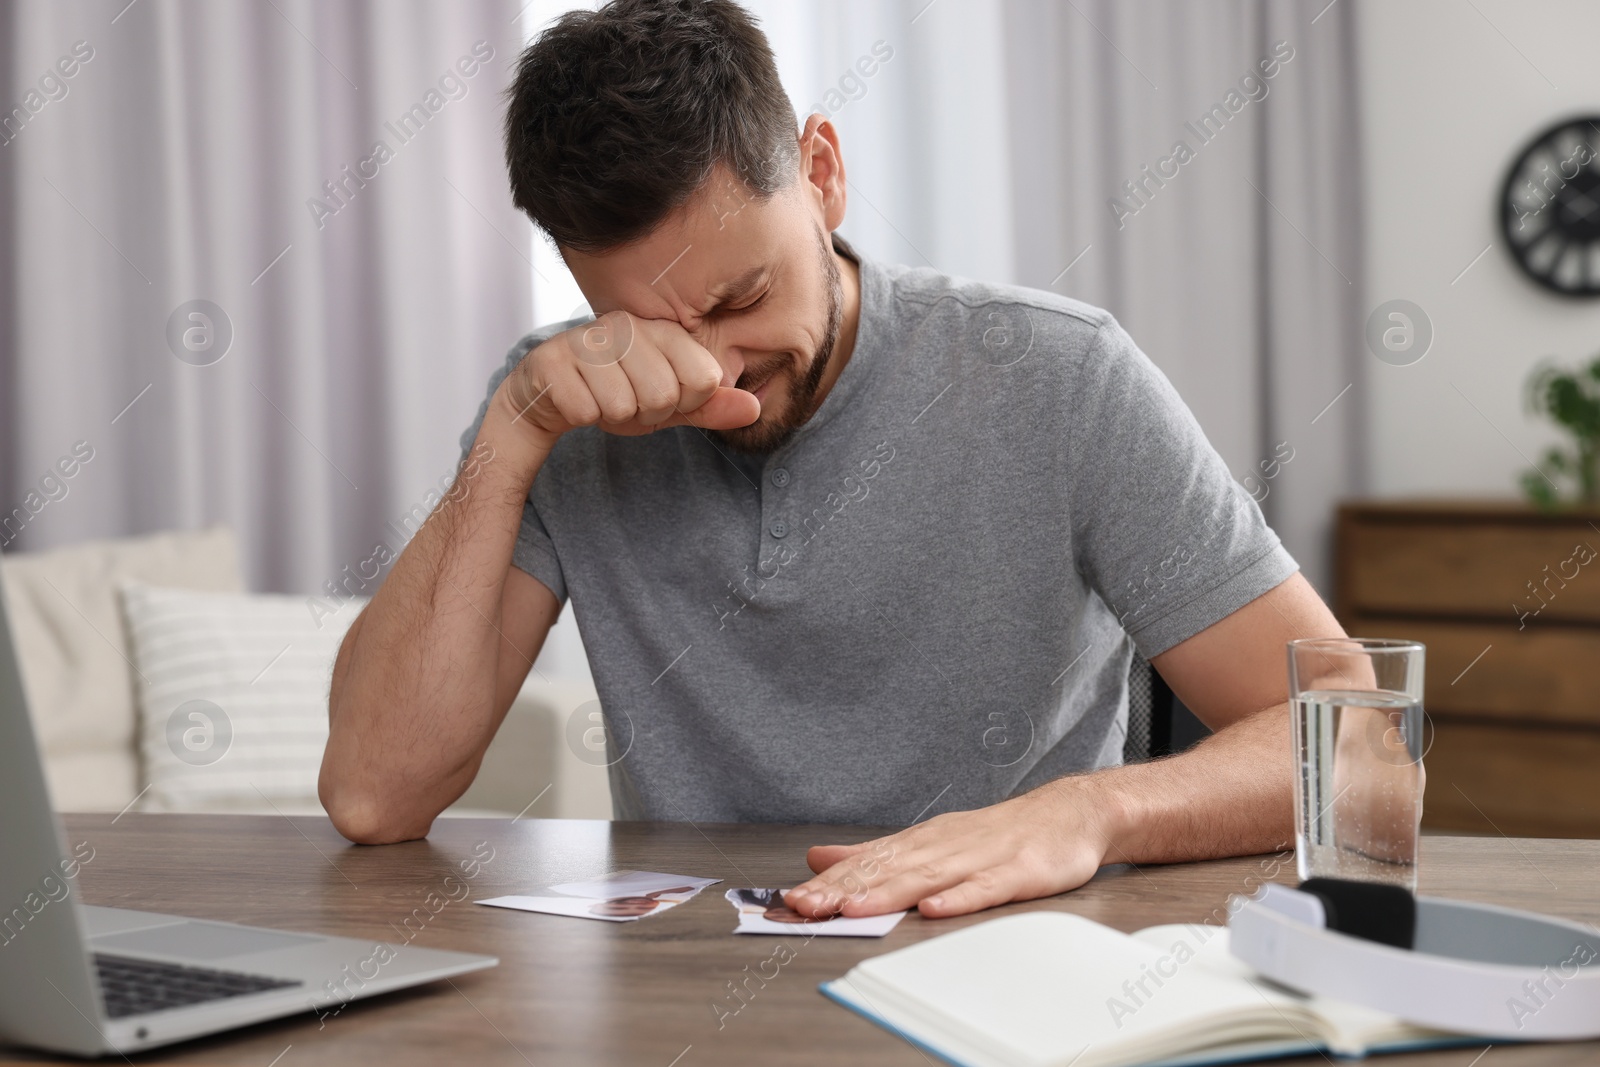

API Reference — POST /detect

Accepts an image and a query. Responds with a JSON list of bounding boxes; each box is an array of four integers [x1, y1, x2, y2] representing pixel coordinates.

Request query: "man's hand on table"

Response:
[[783, 779, 1117, 920]]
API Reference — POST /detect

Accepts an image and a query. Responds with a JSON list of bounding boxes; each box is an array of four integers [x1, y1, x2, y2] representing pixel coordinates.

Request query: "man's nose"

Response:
[[681, 319, 742, 390], [693, 326, 745, 388], [718, 351, 747, 389]]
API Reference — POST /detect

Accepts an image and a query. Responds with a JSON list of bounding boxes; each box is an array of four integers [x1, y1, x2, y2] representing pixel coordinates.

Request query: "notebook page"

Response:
[[847, 912, 1318, 1066], [1131, 924, 1447, 1054]]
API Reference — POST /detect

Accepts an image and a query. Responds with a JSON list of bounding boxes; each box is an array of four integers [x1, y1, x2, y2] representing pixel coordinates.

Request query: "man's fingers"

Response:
[[805, 842, 870, 874], [598, 387, 758, 437], [660, 386, 760, 431], [537, 362, 601, 428], [616, 343, 682, 426], [653, 325, 726, 414], [574, 358, 640, 425], [784, 865, 873, 917], [824, 853, 980, 917], [789, 854, 958, 919], [514, 310, 761, 442], [917, 873, 1015, 919], [785, 836, 932, 918]]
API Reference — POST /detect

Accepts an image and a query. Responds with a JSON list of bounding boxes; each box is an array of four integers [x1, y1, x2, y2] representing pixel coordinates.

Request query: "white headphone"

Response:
[[1229, 880, 1600, 1040]]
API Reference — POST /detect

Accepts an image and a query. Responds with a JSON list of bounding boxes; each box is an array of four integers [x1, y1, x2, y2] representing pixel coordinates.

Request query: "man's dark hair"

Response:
[[504, 0, 799, 253]]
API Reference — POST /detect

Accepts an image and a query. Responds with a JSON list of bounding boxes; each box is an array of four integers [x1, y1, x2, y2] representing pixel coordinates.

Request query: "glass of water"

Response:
[[1288, 637, 1426, 890]]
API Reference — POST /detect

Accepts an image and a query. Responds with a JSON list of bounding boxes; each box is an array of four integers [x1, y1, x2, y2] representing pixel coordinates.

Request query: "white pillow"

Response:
[[1, 527, 242, 812], [119, 584, 364, 814]]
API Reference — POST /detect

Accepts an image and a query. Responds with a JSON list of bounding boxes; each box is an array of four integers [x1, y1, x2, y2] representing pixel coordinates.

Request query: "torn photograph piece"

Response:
[[477, 870, 720, 922], [726, 888, 908, 937]]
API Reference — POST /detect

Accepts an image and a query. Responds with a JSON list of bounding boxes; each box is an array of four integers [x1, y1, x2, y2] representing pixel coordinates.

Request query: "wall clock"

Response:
[[1500, 115, 1600, 296]]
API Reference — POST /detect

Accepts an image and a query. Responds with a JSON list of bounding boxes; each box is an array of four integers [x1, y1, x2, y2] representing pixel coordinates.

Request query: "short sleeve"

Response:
[[458, 327, 579, 604], [1067, 317, 1299, 658], [508, 497, 566, 604]]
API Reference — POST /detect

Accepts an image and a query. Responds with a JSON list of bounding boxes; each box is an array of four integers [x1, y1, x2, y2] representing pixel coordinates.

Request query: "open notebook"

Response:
[[821, 912, 1484, 1067]]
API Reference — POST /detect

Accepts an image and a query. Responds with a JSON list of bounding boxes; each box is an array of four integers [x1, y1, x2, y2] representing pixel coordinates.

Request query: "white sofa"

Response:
[[1, 527, 611, 821]]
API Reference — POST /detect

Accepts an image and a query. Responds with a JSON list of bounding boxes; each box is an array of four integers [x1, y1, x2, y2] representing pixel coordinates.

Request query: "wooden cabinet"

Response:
[[1335, 500, 1600, 838]]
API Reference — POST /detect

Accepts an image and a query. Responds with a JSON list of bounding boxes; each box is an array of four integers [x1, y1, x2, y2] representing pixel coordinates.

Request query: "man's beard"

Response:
[[712, 230, 844, 456]]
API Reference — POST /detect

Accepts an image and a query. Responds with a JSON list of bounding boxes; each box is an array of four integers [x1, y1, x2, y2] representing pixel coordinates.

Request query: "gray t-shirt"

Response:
[[460, 236, 1297, 825]]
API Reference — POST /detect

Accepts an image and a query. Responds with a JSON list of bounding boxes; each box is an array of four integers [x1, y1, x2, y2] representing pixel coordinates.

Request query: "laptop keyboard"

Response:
[[94, 953, 302, 1018]]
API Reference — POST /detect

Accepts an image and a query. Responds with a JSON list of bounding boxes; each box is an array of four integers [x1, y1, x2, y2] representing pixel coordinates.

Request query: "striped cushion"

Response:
[[119, 584, 364, 813]]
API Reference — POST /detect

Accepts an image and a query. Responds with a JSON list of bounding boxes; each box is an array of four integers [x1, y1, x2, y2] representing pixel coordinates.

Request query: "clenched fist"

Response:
[[493, 310, 761, 451]]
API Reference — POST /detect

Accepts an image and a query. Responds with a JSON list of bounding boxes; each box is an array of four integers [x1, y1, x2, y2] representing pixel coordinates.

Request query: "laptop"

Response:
[[0, 574, 497, 1057]]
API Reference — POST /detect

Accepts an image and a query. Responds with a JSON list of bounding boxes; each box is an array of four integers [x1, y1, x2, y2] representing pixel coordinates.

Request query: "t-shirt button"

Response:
[[770, 520, 789, 539], [770, 467, 791, 488]]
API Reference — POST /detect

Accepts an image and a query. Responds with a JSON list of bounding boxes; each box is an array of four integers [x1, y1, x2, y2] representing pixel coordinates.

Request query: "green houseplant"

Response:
[[1522, 354, 1600, 508]]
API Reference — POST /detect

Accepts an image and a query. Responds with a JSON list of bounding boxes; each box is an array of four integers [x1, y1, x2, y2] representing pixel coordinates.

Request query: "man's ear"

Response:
[[797, 113, 847, 231]]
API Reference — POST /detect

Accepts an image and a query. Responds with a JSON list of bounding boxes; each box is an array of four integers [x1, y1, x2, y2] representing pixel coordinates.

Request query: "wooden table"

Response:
[[5, 816, 1598, 1065]]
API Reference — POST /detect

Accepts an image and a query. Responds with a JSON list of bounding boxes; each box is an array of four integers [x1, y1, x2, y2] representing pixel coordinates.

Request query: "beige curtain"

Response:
[[1002, 0, 1365, 592], [0, 0, 531, 597]]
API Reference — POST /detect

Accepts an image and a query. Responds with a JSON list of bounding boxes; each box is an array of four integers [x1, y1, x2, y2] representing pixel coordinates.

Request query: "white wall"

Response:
[[1358, 0, 1600, 498]]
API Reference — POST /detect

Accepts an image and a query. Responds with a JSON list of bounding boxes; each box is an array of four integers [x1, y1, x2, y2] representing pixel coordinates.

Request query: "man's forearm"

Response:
[[320, 406, 553, 842], [1074, 702, 1294, 867], [320, 308, 755, 844]]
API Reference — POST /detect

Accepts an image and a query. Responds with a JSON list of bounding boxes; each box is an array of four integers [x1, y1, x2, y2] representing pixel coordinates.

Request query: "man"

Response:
[[319, 0, 1347, 921]]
